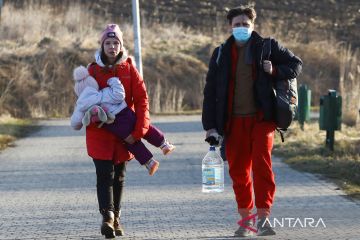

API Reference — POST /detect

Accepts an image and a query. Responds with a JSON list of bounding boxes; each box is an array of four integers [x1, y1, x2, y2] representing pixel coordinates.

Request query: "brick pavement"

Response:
[[0, 116, 359, 239]]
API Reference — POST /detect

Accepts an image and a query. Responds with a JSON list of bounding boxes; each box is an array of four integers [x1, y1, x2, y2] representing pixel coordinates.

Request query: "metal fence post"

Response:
[[319, 89, 342, 151], [298, 84, 311, 130], [132, 0, 143, 77]]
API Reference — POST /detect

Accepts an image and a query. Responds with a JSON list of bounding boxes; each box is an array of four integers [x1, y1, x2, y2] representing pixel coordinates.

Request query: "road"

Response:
[[0, 115, 359, 239]]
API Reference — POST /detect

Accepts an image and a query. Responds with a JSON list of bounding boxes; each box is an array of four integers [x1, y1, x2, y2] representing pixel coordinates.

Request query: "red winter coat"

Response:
[[86, 50, 150, 164]]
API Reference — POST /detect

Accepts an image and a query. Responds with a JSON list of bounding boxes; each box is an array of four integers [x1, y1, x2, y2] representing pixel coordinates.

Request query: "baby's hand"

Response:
[[91, 115, 101, 123], [89, 106, 101, 123]]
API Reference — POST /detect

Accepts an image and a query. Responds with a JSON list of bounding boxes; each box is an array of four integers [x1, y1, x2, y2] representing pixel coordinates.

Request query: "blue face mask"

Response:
[[232, 27, 252, 42]]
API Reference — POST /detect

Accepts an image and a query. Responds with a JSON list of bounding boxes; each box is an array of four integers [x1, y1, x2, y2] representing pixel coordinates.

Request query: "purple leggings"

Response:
[[103, 107, 164, 165]]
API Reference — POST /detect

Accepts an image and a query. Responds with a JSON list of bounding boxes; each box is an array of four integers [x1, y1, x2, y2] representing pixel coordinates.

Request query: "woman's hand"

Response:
[[124, 134, 136, 144]]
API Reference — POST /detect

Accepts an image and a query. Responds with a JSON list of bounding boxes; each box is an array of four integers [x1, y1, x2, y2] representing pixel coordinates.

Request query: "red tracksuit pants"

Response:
[[225, 115, 276, 219]]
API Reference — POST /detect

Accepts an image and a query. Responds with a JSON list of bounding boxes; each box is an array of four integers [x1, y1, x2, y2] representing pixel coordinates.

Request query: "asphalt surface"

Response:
[[0, 115, 359, 239]]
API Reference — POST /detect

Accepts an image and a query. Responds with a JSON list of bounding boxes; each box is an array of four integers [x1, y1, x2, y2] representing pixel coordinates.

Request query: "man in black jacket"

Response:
[[202, 5, 302, 237]]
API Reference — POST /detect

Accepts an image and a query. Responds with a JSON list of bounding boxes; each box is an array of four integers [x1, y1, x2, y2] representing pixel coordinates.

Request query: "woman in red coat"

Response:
[[86, 23, 150, 238]]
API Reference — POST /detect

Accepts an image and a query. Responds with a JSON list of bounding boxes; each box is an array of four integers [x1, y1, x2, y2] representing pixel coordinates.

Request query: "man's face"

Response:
[[230, 14, 254, 31]]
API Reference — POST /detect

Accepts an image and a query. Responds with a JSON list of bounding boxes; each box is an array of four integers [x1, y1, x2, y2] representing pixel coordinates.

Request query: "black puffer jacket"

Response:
[[202, 31, 302, 135]]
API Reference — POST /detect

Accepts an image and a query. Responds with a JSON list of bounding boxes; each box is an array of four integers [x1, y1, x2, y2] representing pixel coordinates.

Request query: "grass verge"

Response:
[[0, 116, 39, 151], [273, 120, 360, 200]]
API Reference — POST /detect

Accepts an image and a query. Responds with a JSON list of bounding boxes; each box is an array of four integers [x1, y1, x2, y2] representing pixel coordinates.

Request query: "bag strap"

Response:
[[262, 37, 272, 61], [276, 128, 286, 143], [216, 43, 224, 65], [264, 38, 287, 143]]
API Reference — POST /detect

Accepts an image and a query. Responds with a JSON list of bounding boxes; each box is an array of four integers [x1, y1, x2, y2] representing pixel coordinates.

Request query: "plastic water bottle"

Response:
[[202, 146, 224, 193]]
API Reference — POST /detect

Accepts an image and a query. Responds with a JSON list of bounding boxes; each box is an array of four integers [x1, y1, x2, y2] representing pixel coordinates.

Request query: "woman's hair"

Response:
[[226, 6, 257, 24]]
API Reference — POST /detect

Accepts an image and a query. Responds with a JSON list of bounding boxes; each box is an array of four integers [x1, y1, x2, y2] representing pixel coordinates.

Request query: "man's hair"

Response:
[[226, 6, 257, 24]]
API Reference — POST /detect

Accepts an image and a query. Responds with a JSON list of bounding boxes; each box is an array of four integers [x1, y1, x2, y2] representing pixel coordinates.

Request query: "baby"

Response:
[[70, 66, 175, 175]]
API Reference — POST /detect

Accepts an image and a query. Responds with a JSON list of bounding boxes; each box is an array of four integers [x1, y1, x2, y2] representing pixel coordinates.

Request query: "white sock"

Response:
[[160, 139, 167, 149], [145, 159, 155, 169]]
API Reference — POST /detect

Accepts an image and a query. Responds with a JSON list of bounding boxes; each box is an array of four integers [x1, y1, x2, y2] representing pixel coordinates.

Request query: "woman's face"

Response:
[[103, 38, 121, 59]]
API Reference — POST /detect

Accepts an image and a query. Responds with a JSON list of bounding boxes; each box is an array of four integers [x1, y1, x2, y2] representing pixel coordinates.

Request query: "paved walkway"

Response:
[[0, 115, 359, 240]]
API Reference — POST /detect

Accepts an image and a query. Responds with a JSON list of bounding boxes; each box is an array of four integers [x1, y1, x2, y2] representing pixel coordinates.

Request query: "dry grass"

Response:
[[141, 22, 214, 55], [0, 4, 100, 50], [144, 52, 207, 113], [0, 3, 212, 116], [0, 115, 37, 151], [0, 4, 213, 56], [255, 19, 350, 108], [0, 2, 358, 117], [274, 121, 360, 199]]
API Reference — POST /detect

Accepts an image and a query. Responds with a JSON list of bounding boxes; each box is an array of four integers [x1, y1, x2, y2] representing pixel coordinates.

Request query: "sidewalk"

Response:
[[0, 116, 359, 239]]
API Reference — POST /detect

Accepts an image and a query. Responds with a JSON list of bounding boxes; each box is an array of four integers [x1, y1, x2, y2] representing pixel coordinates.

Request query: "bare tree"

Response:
[[0, 78, 14, 108], [339, 44, 359, 126]]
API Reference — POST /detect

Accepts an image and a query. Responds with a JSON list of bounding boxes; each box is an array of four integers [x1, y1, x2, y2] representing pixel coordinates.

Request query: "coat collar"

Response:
[[222, 31, 264, 51], [221, 31, 264, 64], [94, 47, 129, 67]]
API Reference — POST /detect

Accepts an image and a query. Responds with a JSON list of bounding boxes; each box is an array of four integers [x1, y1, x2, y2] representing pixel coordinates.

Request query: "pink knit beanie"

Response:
[[100, 23, 123, 47]]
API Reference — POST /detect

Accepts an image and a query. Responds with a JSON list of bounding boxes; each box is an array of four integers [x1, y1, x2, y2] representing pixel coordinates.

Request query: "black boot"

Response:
[[100, 210, 115, 239], [114, 210, 124, 236]]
